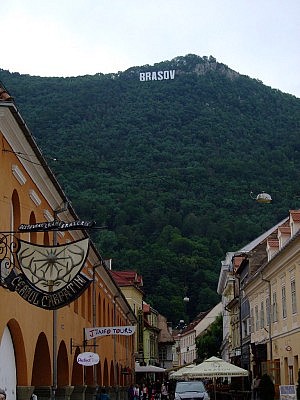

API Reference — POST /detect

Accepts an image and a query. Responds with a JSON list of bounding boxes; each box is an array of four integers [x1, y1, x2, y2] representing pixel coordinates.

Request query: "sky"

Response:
[[1, 0, 300, 97]]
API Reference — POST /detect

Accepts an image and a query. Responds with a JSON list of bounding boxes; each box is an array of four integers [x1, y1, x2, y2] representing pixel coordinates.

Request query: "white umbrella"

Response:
[[169, 364, 196, 380], [184, 357, 248, 400], [135, 364, 166, 373], [184, 356, 248, 378]]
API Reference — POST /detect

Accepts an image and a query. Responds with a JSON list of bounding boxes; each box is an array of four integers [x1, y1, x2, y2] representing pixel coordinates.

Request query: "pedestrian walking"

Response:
[[141, 384, 148, 400], [161, 382, 168, 400], [251, 376, 261, 400], [128, 384, 135, 400]]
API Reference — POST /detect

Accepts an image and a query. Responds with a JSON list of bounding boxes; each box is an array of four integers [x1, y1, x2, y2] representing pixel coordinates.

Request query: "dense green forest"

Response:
[[1, 54, 300, 324]]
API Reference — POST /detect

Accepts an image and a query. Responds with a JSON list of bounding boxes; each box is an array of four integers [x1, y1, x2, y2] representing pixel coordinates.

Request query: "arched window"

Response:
[[29, 212, 37, 243], [98, 293, 102, 325], [11, 190, 21, 237], [43, 231, 50, 245], [103, 298, 106, 326]]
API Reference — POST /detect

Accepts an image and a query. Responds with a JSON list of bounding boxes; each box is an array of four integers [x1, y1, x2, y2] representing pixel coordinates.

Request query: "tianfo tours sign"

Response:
[[139, 70, 176, 81], [85, 325, 136, 340], [4, 238, 91, 310]]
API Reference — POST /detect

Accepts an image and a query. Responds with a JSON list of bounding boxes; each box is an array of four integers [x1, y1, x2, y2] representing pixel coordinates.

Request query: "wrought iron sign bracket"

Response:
[[70, 338, 98, 354]]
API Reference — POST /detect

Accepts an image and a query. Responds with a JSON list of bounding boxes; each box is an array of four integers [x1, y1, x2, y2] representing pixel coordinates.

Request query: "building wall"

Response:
[[0, 101, 136, 399], [244, 222, 300, 387]]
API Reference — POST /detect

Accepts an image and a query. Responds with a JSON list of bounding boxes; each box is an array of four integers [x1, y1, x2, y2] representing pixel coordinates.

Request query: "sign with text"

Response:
[[19, 220, 96, 232], [4, 238, 91, 309], [85, 325, 136, 340], [280, 385, 296, 400], [139, 70, 176, 81], [77, 352, 100, 366]]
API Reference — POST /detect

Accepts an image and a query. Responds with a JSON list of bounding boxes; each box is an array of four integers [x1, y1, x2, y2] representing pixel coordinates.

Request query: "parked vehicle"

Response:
[[175, 381, 210, 400]]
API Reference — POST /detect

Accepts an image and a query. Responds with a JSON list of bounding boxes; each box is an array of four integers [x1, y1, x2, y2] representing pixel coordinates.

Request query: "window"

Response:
[[282, 285, 287, 318], [242, 320, 247, 337], [255, 305, 259, 331], [266, 297, 270, 326], [260, 301, 265, 328], [250, 308, 254, 333], [291, 280, 297, 314], [272, 292, 278, 322]]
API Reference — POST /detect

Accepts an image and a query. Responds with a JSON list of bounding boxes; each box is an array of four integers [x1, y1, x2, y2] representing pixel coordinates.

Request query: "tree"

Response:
[[196, 314, 222, 362]]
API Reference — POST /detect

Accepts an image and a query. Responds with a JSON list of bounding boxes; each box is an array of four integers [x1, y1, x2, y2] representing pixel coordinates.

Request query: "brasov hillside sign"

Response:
[[139, 70, 176, 81]]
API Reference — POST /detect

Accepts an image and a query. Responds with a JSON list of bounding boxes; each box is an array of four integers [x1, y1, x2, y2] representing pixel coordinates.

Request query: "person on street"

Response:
[[251, 376, 261, 400], [161, 382, 168, 400], [141, 384, 148, 400], [128, 384, 135, 400], [134, 384, 140, 400]]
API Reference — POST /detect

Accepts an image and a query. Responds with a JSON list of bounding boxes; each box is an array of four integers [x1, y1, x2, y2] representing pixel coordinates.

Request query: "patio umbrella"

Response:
[[135, 364, 166, 373], [169, 364, 196, 380], [183, 356, 248, 400]]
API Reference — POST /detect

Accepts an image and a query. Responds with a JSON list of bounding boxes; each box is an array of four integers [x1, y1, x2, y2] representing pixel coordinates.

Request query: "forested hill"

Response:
[[1, 54, 300, 324]]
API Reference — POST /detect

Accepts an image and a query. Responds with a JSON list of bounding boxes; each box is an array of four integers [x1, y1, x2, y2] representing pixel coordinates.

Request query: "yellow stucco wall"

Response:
[[0, 106, 135, 391]]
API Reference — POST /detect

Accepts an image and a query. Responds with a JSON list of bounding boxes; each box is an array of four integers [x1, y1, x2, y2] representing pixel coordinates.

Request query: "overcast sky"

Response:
[[1, 0, 300, 97]]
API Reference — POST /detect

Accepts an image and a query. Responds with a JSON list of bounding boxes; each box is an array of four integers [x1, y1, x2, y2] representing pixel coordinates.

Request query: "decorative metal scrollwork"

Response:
[[0, 233, 20, 288]]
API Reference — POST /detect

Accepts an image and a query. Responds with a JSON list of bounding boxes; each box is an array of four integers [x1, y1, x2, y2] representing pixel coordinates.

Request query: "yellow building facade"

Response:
[[0, 87, 136, 400], [218, 210, 300, 398], [245, 213, 300, 387]]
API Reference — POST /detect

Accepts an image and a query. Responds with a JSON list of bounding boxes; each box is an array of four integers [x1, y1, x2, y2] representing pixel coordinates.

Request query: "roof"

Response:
[[290, 210, 300, 222], [237, 216, 289, 253], [176, 310, 210, 336], [158, 314, 175, 344], [0, 82, 13, 101], [110, 270, 143, 288]]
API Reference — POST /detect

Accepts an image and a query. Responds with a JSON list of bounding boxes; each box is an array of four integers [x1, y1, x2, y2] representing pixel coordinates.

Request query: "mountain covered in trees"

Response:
[[1, 54, 300, 324]]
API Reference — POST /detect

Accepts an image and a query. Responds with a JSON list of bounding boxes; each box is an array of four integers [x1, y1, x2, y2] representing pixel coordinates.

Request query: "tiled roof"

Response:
[[233, 256, 244, 271], [267, 239, 279, 248], [290, 210, 300, 222], [158, 314, 174, 343], [143, 303, 150, 313], [0, 84, 13, 101], [278, 226, 291, 235], [178, 310, 210, 335], [110, 270, 143, 287]]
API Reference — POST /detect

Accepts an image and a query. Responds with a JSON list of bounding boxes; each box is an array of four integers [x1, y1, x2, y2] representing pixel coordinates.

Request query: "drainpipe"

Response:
[[113, 296, 119, 390], [236, 274, 243, 368], [93, 265, 97, 387], [260, 273, 273, 362]]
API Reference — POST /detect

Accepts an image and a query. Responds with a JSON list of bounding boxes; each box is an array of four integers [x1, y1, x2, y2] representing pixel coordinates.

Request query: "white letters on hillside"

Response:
[[140, 70, 176, 81]]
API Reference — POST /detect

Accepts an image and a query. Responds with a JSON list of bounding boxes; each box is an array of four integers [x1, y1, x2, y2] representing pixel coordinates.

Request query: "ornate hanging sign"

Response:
[[3, 237, 92, 310]]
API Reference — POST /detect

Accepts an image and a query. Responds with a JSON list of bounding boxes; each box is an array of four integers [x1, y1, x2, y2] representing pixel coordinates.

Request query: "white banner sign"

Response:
[[85, 325, 136, 340]]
